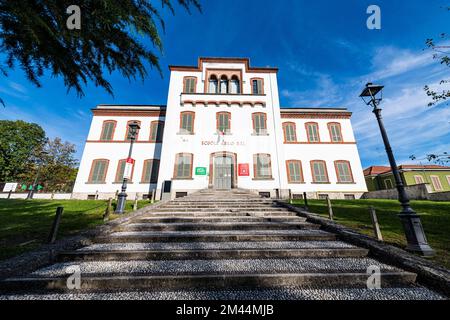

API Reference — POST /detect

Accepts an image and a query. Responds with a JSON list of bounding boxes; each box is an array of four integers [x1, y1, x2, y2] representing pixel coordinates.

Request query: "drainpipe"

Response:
[[269, 74, 283, 198]]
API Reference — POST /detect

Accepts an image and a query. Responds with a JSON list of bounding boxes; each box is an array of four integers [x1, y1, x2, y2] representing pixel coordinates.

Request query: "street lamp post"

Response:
[[115, 121, 140, 214], [26, 150, 49, 200], [360, 83, 434, 256]]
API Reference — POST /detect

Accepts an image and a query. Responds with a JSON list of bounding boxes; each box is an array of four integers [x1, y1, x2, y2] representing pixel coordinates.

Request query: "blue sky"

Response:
[[0, 0, 449, 168]]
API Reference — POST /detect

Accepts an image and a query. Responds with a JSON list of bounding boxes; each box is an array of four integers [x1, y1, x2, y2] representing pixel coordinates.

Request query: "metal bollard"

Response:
[[303, 192, 308, 210], [48, 207, 64, 244], [369, 206, 383, 241]]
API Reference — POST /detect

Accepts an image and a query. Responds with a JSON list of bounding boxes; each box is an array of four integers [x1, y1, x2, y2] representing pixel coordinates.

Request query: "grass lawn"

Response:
[[0, 199, 150, 261], [291, 199, 450, 269]]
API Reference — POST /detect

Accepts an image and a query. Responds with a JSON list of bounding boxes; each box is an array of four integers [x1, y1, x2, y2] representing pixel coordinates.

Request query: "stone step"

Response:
[[76, 240, 359, 252], [133, 216, 307, 224], [58, 247, 369, 262], [1, 287, 443, 300], [117, 221, 321, 232], [1, 258, 417, 291], [95, 230, 337, 243], [152, 208, 288, 212], [145, 212, 297, 217]]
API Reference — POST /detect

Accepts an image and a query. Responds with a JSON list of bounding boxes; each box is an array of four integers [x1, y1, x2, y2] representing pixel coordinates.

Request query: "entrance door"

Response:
[[214, 156, 233, 190]]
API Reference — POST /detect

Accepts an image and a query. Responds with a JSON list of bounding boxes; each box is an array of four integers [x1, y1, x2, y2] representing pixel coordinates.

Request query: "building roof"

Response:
[[364, 165, 450, 176], [169, 57, 279, 73], [363, 166, 391, 176]]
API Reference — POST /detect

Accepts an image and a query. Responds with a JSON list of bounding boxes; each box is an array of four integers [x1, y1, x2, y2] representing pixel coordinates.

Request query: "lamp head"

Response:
[[360, 82, 384, 105]]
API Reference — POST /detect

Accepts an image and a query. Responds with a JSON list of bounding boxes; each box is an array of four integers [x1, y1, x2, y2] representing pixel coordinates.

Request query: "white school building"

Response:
[[72, 57, 367, 200]]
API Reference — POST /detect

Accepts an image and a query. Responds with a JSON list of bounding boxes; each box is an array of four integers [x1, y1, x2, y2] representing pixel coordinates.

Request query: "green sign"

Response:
[[195, 167, 207, 176]]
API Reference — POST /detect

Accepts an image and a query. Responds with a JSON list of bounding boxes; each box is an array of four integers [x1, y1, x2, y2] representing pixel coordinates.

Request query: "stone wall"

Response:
[[361, 183, 450, 201], [0, 193, 72, 200]]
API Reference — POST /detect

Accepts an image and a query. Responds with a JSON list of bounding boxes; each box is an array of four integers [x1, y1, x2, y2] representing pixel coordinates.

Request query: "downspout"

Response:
[[269, 74, 283, 197]]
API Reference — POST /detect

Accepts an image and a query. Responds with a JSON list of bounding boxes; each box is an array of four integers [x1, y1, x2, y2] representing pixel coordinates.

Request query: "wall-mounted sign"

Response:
[[195, 167, 207, 176], [238, 164, 250, 176]]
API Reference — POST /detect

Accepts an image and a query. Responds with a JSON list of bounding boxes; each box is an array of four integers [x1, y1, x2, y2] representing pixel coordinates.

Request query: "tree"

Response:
[[0, 120, 46, 182], [424, 6, 450, 106], [0, 0, 201, 97], [410, 153, 450, 165], [26, 137, 79, 192]]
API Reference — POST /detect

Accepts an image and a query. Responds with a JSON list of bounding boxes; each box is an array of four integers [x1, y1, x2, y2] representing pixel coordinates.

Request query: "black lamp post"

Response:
[[115, 121, 140, 214], [26, 150, 49, 200], [360, 83, 434, 256]]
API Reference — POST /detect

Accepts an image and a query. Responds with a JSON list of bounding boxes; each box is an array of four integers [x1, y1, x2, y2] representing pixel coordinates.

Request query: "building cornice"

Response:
[[169, 57, 278, 74]]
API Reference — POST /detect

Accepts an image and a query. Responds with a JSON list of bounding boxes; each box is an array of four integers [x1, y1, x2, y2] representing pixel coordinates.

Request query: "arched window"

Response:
[[125, 120, 141, 141], [253, 154, 272, 179], [252, 113, 267, 135], [150, 121, 164, 143], [311, 160, 329, 183], [220, 75, 229, 94], [305, 122, 320, 142], [174, 153, 193, 179], [180, 111, 195, 134], [286, 160, 304, 183], [217, 112, 231, 134], [283, 122, 297, 143], [208, 75, 218, 94], [183, 77, 197, 93], [230, 75, 240, 94], [142, 159, 160, 184], [328, 122, 343, 142], [251, 78, 264, 94], [88, 159, 109, 183], [334, 160, 354, 183], [115, 159, 134, 183], [100, 120, 116, 141]]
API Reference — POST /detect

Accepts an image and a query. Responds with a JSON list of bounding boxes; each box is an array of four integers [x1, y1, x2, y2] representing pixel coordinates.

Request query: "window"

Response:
[[384, 179, 393, 189], [254, 154, 272, 179], [100, 121, 116, 141], [318, 194, 329, 200], [311, 160, 329, 183], [283, 122, 297, 143], [174, 153, 193, 179], [125, 120, 141, 141], [180, 112, 195, 134], [335, 161, 354, 183], [286, 160, 304, 183], [220, 75, 229, 94], [150, 121, 164, 142], [430, 176, 443, 191], [142, 159, 160, 183], [183, 77, 197, 93], [208, 75, 218, 93], [217, 112, 231, 134], [230, 75, 240, 94], [414, 175, 425, 184], [115, 159, 130, 182], [88, 159, 109, 183], [252, 113, 267, 135], [306, 122, 320, 142], [251, 78, 263, 94], [328, 122, 343, 142]]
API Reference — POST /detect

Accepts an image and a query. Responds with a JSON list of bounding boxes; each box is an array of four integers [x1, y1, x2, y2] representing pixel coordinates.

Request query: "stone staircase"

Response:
[[0, 189, 444, 300]]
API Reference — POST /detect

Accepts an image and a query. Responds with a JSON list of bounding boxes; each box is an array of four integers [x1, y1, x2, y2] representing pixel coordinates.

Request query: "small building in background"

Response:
[[364, 165, 450, 192]]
